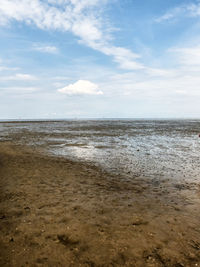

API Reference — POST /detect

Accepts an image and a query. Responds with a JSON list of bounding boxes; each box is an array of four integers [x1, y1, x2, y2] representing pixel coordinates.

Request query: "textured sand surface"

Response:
[[0, 141, 200, 266]]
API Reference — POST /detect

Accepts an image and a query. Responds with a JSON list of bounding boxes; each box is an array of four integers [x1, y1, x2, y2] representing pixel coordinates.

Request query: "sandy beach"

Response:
[[0, 140, 200, 266]]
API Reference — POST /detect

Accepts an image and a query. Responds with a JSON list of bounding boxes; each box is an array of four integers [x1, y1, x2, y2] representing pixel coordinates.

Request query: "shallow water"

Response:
[[1, 119, 200, 181]]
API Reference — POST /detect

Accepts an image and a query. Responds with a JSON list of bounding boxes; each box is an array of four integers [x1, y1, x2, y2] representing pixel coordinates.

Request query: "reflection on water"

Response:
[[1, 120, 200, 181]]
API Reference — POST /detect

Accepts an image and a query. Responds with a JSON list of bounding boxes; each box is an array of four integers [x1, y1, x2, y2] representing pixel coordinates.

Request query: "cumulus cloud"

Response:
[[58, 80, 103, 95], [0, 0, 143, 70]]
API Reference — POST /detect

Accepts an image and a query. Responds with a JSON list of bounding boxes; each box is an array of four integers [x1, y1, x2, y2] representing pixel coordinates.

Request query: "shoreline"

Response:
[[0, 141, 200, 266]]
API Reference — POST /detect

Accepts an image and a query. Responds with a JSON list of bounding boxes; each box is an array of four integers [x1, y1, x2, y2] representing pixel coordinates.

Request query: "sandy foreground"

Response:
[[0, 141, 200, 266]]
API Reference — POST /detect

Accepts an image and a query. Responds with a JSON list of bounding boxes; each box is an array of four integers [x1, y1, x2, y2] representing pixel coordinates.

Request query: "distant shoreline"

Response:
[[1, 118, 200, 123]]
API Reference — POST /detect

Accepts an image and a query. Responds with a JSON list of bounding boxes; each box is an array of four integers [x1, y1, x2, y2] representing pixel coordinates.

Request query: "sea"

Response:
[[1, 119, 200, 182]]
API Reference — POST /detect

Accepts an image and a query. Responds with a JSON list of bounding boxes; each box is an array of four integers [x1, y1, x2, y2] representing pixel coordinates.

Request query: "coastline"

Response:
[[0, 141, 200, 266]]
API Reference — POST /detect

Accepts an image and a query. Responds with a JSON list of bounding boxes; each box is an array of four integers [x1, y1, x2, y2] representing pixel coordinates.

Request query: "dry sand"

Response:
[[0, 141, 200, 266]]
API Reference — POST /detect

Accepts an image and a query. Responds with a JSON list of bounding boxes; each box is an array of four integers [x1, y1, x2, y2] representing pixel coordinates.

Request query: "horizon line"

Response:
[[1, 117, 200, 122]]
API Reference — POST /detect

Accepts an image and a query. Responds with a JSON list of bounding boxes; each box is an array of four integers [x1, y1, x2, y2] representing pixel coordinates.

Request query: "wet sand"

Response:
[[0, 141, 200, 266]]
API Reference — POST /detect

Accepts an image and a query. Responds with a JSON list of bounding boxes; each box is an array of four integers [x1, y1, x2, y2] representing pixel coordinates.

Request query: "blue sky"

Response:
[[1, 0, 200, 119]]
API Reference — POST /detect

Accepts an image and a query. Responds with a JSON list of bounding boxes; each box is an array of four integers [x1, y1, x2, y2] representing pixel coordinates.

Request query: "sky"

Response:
[[0, 0, 200, 119]]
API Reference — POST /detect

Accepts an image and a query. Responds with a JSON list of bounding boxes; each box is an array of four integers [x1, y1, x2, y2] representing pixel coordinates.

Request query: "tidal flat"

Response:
[[0, 120, 200, 266]]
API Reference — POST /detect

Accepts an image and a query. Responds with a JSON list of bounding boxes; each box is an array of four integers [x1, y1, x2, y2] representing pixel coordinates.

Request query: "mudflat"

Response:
[[0, 141, 200, 266]]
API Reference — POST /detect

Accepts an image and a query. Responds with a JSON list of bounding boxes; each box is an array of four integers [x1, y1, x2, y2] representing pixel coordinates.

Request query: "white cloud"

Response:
[[155, 2, 200, 23], [94, 45, 144, 70], [102, 69, 200, 100], [58, 80, 103, 95], [0, 73, 37, 80], [97, 41, 200, 99], [0, 0, 143, 70], [0, 66, 11, 71], [170, 46, 200, 66], [0, 66, 20, 71], [155, 7, 184, 23], [0, 58, 19, 71], [145, 68, 173, 77], [33, 44, 58, 53]]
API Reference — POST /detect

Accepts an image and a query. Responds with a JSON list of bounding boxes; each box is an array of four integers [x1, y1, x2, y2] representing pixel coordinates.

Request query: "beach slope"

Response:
[[0, 141, 200, 266]]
